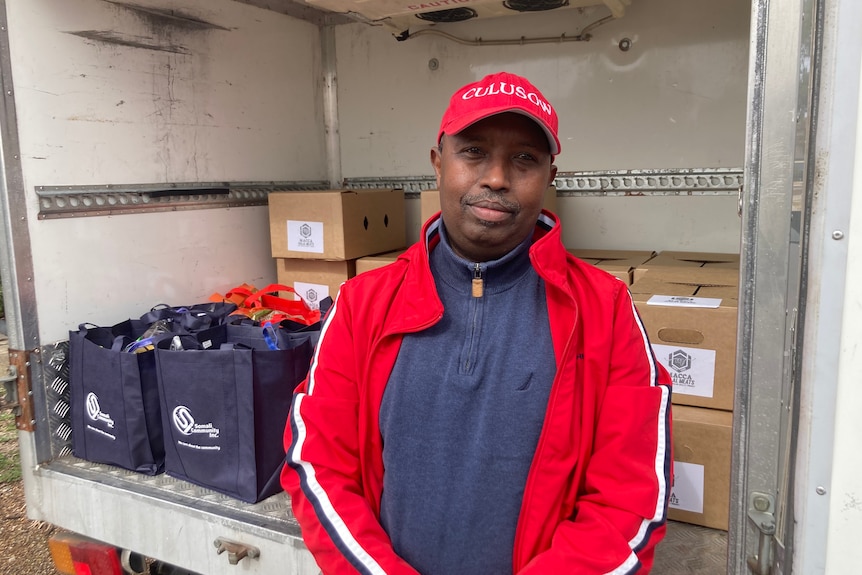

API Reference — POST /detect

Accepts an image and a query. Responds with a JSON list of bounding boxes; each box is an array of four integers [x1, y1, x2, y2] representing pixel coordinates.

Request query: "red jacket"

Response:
[[283, 212, 673, 574]]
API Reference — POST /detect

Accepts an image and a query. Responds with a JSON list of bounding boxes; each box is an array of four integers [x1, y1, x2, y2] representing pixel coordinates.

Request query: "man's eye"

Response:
[[515, 153, 537, 162]]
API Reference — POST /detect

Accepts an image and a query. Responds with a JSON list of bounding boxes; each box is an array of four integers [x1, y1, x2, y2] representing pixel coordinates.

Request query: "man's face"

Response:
[[431, 112, 558, 263]]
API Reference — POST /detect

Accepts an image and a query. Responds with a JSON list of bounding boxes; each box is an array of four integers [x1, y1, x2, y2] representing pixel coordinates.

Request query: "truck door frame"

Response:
[[0, 1, 52, 468], [732, 0, 862, 573]]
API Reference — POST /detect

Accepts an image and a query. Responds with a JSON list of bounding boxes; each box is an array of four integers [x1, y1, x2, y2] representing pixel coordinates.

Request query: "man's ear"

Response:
[[430, 144, 443, 187], [548, 163, 558, 187]]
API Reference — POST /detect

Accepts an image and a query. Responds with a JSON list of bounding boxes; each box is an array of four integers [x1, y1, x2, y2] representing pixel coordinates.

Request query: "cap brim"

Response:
[[439, 106, 560, 156]]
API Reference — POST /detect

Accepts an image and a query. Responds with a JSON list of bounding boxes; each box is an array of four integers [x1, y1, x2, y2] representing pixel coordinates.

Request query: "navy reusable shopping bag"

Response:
[[139, 301, 238, 332], [154, 323, 315, 503], [68, 319, 173, 475]]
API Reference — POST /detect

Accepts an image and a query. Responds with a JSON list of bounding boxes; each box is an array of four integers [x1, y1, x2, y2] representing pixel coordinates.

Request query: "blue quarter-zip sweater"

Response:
[[379, 224, 556, 575]]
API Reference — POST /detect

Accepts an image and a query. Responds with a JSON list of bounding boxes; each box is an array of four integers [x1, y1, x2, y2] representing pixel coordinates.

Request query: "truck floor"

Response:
[[43, 457, 727, 573], [654, 520, 728, 574]]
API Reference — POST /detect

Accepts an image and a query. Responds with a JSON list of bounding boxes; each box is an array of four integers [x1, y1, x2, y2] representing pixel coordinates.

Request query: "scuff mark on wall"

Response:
[[60, 0, 237, 183], [68, 1, 232, 55], [66, 30, 189, 54], [103, 1, 232, 32]]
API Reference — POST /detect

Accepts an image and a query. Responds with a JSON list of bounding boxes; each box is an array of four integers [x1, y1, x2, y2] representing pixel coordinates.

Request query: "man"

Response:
[[283, 71, 673, 574]]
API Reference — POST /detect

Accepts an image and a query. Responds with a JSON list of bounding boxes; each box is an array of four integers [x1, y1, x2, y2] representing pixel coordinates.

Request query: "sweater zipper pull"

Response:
[[471, 263, 484, 298]]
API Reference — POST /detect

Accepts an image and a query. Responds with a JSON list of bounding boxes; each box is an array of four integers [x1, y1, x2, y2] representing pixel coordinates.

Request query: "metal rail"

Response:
[[34, 168, 743, 219]]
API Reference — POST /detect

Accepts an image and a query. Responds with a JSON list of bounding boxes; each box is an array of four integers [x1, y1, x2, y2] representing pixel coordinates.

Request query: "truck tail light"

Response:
[[48, 532, 123, 575]]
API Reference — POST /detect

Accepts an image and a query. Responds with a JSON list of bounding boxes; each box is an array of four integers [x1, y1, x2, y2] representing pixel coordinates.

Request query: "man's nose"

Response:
[[480, 155, 511, 191]]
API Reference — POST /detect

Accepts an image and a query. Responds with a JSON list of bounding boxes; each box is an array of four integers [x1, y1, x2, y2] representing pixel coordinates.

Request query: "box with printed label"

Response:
[[567, 249, 656, 285], [631, 268, 738, 411], [634, 251, 740, 284], [419, 186, 558, 230], [275, 258, 356, 310], [668, 405, 732, 530], [268, 189, 405, 260], [355, 250, 406, 275]]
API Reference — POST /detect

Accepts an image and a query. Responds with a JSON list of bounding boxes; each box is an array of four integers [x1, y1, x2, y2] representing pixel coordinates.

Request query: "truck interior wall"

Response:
[[336, 0, 749, 253], [7, 0, 752, 344], [7, 0, 326, 343]]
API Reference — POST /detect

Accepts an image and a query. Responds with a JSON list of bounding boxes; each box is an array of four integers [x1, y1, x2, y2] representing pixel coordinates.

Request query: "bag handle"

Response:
[[209, 283, 257, 307], [243, 284, 320, 326], [241, 283, 296, 307]]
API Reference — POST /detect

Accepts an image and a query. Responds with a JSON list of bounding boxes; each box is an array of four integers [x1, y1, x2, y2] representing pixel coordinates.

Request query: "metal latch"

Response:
[[0, 365, 19, 414], [3, 349, 35, 431], [747, 492, 776, 575], [213, 537, 260, 565]]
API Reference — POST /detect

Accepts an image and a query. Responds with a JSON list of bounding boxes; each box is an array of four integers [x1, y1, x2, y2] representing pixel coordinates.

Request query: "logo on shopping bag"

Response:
[[172, 405, 220, 439], [85, 392, 115, 428], [173, 406, 196, 434]]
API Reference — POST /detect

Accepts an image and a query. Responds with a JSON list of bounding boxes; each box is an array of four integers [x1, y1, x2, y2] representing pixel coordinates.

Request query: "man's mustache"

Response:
[[461, 191, 520, 213]]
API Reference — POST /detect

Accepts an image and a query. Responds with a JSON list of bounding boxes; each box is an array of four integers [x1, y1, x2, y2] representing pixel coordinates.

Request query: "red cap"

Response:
[[437, 71, 560, 156]]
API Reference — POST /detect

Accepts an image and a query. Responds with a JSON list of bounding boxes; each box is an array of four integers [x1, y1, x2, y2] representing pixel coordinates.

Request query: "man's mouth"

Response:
[[465, 194, 518, 223], [468, 202, 513, 222]]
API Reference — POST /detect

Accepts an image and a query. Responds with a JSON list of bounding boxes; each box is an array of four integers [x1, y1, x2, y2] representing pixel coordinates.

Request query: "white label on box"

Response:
[[286, 220, 324, 254], [669, 461, 705, 514], [647, 294, 721, 308], [293, 282, 329, 311], [653, 344, 716, 398]]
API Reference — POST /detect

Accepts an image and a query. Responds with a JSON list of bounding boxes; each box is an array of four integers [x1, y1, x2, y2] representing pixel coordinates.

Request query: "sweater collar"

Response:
[[382, 211, 569, 334], [431, 223, 535, 295]]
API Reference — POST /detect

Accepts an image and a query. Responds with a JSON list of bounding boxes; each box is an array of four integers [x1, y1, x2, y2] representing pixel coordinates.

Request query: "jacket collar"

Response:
[[385, 210, 570, 334]]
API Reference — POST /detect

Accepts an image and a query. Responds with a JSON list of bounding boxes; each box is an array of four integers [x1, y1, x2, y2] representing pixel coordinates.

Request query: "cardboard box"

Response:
[[355, 250, 406, 275], [418, 186, 558, 229], [275, 258, 356, 310], [634, 251, 740, 284], [668, 405, 733, 530], [567, 249, 656, 285], [269, 189, 406, 260], [631, 269, 738, 411], [543, 185, 557, 215], [420, 190, 441, 227]]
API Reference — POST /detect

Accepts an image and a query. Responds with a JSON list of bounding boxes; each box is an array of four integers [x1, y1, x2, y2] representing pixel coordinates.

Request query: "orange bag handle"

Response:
[[242, 283, 294, 307], [243, 284, 320, 326]]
